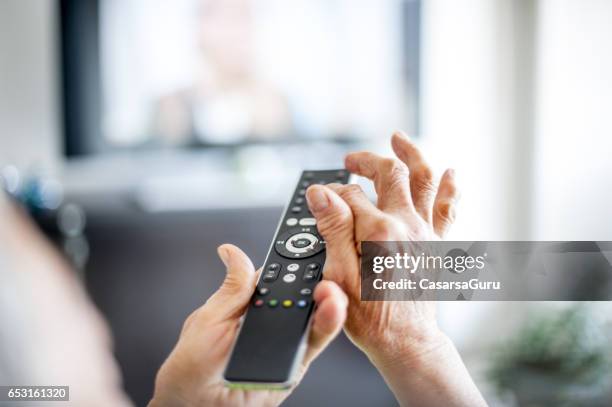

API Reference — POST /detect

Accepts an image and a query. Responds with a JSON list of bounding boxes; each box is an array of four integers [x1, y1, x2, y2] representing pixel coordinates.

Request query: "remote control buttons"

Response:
[[268, 299, 279, 307], [254, 299, 264, 307], [283, 273, 297, 283], [299, 217, 316, 226], [275, 227, 324, 258], [303, 272, 316, 282], [286, 218, 298, 226], [303, 263, 320, 281], [263, 272, 278, 282], [257, 287, 269, 295], [297, 300, 308, 308], [263, 263, 281, 282], [294, 197, 304, 205], [287, 263, 300, 272], [282, 300, 293, 308], [291, 206, 302, 213], [297, 189, 306, 196], [300, 288, 312, 296]]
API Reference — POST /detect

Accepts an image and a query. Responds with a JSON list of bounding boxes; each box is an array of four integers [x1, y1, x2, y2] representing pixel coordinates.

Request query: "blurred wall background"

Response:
[[3, 0, 611, 240], [0, 0, 60, 172], [533, 0, 612, 241]]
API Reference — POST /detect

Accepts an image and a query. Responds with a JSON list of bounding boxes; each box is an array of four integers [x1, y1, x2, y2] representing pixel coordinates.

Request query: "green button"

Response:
[[268, 299, 278, 307]]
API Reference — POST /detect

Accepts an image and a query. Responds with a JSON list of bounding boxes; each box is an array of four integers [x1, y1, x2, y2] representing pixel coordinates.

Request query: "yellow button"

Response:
[[282, 300, 293, 308]]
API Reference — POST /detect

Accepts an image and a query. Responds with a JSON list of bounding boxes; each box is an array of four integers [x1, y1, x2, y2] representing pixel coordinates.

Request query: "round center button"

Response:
[[283, 273, 297, 283], [274, 226, 325, 259], [285, 233, 317, 254], [292, 238, 311, 249]]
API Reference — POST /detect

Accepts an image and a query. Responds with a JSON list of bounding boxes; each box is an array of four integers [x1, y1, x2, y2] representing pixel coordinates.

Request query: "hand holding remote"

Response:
[[150, 244, 347, 407], [306, 132, 486, 407]]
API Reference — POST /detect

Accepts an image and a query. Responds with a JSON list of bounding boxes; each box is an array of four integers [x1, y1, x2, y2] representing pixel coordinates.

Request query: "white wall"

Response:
[[421, 0, 532, 338], [533, 0, 612, 240], [0, 0, 60, 172], [421, 0, 612, 243], [422, 0, 510, 241], [421, 0, 543, 242]]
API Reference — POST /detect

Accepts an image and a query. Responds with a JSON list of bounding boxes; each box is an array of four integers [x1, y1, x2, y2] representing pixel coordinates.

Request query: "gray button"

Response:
[[267, 263, 281, 271], [263, 270, 279, 282], [300, 288, 312, 296], [303, 270, 316, 281], [286, 218, 298, 226], [299, 217, 317, 226], [287, 263, 300, 272], [283, 273, 297, 283]]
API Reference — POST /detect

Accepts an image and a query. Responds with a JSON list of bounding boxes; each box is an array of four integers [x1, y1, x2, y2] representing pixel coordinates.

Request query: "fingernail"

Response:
[[307, 186, 329, 212], [344, 155, 355, 169], [393, 130, 408, 140], [217, 246, 230, 266], [447, 168, 456, 178]]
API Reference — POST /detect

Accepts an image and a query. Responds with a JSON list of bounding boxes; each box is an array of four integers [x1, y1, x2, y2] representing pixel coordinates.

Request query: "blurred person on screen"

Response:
[[153, 0, 293, 146]]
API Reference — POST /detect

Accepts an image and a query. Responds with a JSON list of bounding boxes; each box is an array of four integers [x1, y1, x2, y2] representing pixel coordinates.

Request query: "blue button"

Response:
[[297, 300, 308, 308]]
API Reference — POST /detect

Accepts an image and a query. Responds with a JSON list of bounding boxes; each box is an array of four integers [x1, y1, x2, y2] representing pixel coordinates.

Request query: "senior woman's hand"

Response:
[[150, 244, 347, 407], [305, 132, 486, 407]]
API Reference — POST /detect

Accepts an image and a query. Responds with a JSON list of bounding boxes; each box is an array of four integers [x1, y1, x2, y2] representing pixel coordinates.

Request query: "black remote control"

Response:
[[224, 169, 351, 389]]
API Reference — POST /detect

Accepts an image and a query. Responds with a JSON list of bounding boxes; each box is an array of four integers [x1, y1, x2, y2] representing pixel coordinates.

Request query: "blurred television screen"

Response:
[[61, 0, 420, 154]]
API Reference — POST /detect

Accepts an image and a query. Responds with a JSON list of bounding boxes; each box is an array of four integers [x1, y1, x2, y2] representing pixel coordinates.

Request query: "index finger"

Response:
[[391, 132, 436, 222], [344, 151, 416, 215]]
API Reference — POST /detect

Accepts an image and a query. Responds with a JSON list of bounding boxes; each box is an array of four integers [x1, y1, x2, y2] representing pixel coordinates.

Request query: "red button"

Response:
[[254, 299, 264, 307]]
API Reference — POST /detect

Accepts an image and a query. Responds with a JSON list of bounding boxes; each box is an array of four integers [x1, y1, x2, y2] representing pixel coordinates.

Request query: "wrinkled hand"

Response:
[[305, 132, 460, 366], [150, 244, 347, 407]]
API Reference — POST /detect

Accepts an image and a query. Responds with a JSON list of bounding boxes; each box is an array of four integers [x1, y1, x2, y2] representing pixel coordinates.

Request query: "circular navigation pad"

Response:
[[275, 226, 325, 259]]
